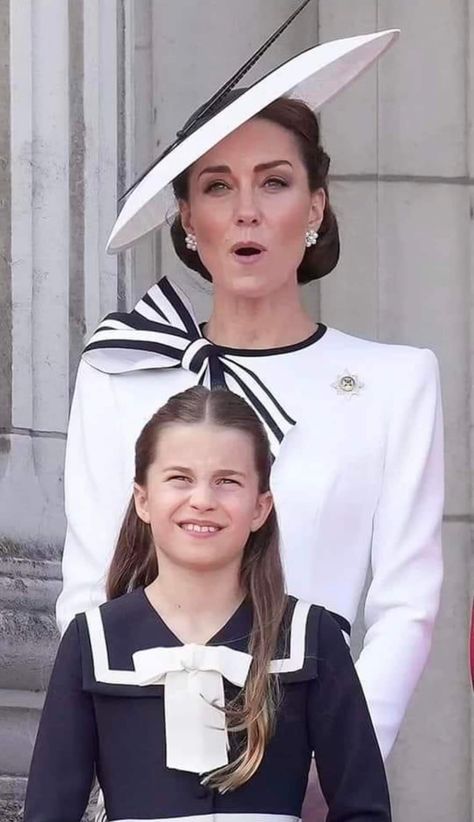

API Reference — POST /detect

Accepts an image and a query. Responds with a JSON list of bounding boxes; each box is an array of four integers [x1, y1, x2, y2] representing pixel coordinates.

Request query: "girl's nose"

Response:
[[189, 483, 217, 511]]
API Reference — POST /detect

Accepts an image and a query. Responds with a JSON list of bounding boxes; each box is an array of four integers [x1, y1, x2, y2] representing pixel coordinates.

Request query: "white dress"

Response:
[[56, 277, 444, 759]]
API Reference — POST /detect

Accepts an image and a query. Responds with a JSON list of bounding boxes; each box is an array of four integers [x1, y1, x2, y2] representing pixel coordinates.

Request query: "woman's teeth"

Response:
[[180, 523, 220, 533]]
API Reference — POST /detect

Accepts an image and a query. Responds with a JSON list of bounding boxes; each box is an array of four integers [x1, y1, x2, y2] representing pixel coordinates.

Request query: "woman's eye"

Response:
[[264, 177, 288, 189], [205, 180, 230, 193], [168, 475, 190, 483]]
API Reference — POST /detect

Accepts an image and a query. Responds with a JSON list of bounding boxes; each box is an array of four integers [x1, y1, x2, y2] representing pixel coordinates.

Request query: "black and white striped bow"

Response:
[[82, 277, 295, 457]]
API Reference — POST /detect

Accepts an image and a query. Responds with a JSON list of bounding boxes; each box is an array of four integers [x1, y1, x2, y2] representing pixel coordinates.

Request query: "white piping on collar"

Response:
[[110, 816, 300, 822], [85, 599, 312, 685], [269, 599, 311, 674], [86, 608, 139, 685]]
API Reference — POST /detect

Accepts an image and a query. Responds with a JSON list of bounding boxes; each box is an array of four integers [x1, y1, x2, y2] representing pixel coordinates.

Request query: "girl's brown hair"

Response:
[[170, 94, 339, 283], [107, 386, 286, 792]]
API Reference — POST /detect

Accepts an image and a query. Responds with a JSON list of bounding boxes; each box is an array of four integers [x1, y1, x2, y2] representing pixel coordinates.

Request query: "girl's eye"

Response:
[[264, 177, 288, 189], [168, 475, 191, 483]]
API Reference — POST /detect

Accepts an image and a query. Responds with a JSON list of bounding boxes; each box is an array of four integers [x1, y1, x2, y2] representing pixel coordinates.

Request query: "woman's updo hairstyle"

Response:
[[170, 94, 340, 283]]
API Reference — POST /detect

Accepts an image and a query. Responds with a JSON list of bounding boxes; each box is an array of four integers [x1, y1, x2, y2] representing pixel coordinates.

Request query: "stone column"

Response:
[[0, 1, 121, 816], [117, 0, 157, 305], [318, 1, 472, 820], [468, 1, 474, 818]]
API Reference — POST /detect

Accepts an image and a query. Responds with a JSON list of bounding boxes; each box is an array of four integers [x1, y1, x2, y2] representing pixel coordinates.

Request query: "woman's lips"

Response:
[[230, 243, 267, 265], [232, 251, 266, 265], [231, 242, 266, 253]]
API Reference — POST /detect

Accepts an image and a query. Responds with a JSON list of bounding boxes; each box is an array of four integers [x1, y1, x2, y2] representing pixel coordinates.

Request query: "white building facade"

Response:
[[0, 1, 472, 820]]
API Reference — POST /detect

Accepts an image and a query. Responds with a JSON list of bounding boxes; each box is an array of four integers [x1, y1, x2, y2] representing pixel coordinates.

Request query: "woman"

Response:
[[25, 387, 391, 821], [56, 25, 443, 763]]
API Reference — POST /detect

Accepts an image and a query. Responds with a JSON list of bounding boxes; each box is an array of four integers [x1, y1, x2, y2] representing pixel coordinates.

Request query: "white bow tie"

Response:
[[132, 643, 253, 774]]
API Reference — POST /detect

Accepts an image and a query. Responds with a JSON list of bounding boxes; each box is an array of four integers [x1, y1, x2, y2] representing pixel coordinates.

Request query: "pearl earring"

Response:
[[185, 233, 198, 252], [305, 228, 319, 248]]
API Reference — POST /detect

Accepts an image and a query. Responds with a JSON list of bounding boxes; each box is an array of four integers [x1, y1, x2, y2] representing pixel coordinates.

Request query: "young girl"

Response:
[[25, 386, 391, 821]]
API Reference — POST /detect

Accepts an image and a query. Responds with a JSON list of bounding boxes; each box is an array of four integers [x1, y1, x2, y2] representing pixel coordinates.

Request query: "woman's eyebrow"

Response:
[[254, 160, 293, 172], [198, 160, 292, 178]]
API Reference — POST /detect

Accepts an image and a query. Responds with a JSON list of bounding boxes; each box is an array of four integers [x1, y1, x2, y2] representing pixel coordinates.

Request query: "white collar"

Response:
[[84, 599, 311, 774]]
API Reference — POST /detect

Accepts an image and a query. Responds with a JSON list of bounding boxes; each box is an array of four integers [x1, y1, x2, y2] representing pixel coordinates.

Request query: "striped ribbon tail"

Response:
[[214, 358, 295, 458]]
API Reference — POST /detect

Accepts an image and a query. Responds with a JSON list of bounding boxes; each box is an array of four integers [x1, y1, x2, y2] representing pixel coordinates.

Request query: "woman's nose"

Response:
[[235, 190, 261, 225]]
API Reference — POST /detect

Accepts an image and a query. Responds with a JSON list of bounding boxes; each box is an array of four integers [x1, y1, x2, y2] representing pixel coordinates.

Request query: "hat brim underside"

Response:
[[107, 29, 399, 253]]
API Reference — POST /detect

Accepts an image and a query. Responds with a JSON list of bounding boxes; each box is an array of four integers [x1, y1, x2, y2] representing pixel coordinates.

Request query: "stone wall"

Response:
[[0, 0, 122, 816], [0, 1, 472, 819]]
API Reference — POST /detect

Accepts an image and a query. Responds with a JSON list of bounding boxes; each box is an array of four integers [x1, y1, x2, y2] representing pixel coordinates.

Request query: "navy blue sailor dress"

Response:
[[23, 589, 391, 822]]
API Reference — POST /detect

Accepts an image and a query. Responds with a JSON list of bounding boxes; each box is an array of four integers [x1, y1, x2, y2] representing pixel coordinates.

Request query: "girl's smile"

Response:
[[177, 520, 223, 537]]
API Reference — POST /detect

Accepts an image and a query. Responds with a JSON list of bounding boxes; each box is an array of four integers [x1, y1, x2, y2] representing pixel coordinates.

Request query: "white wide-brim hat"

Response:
[[107, 26, 399, 253]]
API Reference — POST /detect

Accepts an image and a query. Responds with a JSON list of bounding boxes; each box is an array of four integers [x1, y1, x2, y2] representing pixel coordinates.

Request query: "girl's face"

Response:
[[179, 117, 325, 300], [134, 422, 273, 574]]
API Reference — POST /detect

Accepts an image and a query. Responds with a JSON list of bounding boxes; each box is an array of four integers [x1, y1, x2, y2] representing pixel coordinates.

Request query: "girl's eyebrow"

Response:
[[198, 160, 292, 178], [162, 465, 192, 473], [212, 469, 247, 478], [162, 465, 247, 478]]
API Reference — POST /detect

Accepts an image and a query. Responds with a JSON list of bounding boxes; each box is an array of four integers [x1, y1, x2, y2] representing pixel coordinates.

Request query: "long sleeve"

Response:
[[23, 621, 97, 822], [56, 359, 131, 634], [355, 348, 444, 758], [309, 609, 391, 822]]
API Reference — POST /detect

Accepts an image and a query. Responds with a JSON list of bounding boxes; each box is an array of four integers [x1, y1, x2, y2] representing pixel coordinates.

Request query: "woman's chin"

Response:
[[220, 271, 290, 300]]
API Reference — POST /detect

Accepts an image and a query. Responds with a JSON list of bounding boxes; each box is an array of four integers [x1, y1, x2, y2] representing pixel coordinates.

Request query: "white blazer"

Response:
[[56, 278, 444, 760]]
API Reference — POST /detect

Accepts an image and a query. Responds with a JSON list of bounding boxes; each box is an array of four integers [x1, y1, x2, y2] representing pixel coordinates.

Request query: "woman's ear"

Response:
[[250, 491, 274, 532], [178, 199, 194, 236], [308, 187, 326, 230], [133, 482, 151, 524]]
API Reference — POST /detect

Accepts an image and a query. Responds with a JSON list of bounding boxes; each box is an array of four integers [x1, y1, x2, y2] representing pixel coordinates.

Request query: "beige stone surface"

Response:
[[388, 521, 471, 821], [0, 1, 472, 818]]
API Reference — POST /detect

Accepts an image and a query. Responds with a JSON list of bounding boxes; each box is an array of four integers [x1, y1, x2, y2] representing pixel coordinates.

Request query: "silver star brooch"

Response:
[[331, 370, 365, 398]]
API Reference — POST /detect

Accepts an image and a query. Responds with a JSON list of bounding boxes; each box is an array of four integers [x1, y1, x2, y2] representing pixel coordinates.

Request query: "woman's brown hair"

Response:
[[170, 94, 339, 283], [107, 385, 286, 792]]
